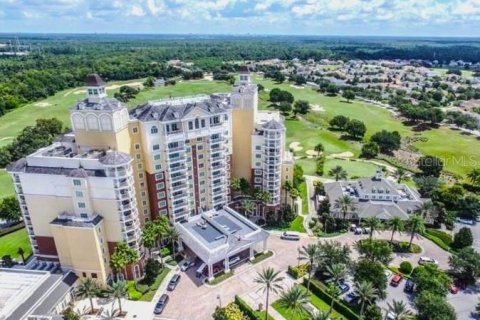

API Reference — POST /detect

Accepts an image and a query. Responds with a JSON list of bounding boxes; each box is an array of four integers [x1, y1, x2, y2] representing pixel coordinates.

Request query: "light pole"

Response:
[[217, 294, 222, 308]]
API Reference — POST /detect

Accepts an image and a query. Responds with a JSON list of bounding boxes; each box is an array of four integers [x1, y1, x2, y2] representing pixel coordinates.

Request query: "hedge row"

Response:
[[287, 264, 308, 279], [305, 279, 360, 320], [425, 229, 453, 246], [422, 232, 450, 251], [0, 222, 25, 237], [234, 295, 275, 320]]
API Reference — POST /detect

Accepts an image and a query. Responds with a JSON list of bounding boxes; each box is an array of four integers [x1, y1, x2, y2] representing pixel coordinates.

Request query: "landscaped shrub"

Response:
[[305, 279, 360, 320], [453, 227, 473, 249], [160, 247, 171, 257], [213, 302, 247, 320], [234, 295, 275, 320], [399, 261, 413, 274], [426, 229, 453, 246], [127, 281, 142, 301], [287, 264, 308, 279]]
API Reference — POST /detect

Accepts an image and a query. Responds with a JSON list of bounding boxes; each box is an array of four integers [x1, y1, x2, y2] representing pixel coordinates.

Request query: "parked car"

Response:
[[456, 218, 474, 225], [350, 224, 357, 232], [224, 255, 241, 267], [384, 269, 393, 280], [343, 292, 358, 304], [280, 231, 300, 241], [338, 282, 350, 294], [167, 274, 181, 291], [404, 279, 415, 293], [449, 284, 459, 294], [354, 227, 363, 235], [386, 311, 395, 320], [180, 260, 195, 272], [418, 257, 438, 265], [390, 274, 403, 287], [362, 227, 371, 234], [153, 294, 169, 314]]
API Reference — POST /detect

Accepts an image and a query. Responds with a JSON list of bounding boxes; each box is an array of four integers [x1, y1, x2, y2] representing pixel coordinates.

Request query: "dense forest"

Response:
[[1, 34, 480, 116]]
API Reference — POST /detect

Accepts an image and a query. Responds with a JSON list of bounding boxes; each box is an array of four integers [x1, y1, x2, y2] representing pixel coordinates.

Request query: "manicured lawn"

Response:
[[0, 228, 32, 261], [0, 170, 14, 200], [272, 284, 346, 320], [413, 127, 480, 178], [324, 158, 379, 178], [250, 251, 273, 264], [289, 215, 305, 233], [139, 268, 171, 301]]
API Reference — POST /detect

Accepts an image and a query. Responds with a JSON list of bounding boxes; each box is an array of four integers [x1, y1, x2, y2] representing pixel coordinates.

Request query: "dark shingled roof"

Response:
[[69, 168, 89, 178], [131, 96, 229, 122], [6, 158, 107, 177], [262, 119, 284, 130], [239, 65, 250, 74], [99, 151, 131, 166], [86, 73, 106, 86]]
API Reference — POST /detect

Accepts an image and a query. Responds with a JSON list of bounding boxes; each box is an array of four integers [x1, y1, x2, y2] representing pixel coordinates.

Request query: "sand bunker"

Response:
[[311, 104, 325, 112], [34, 102, 51, 107], [305, 150, 322, 157], [289, 141, 303, 152], [330, 151, 354, 158], [290, 84, 305, 89]]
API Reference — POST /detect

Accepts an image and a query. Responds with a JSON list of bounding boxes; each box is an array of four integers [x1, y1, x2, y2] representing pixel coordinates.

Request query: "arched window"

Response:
[[151, 126, 158, 134], [86, 114, 99, 130], [100, 115, 112, 131], [72, 114, 85, 130]]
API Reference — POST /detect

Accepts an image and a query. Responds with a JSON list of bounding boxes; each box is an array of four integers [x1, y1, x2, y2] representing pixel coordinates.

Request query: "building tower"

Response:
[[231, 66, 258, 181]]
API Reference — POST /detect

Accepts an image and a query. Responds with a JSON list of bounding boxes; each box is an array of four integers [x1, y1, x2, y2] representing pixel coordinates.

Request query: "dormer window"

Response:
[[151, 126, 158, 134]]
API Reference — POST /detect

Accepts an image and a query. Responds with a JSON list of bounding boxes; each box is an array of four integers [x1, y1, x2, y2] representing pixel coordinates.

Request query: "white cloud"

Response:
[[129, 4, 145, 17], [146, 0, 166, 16]]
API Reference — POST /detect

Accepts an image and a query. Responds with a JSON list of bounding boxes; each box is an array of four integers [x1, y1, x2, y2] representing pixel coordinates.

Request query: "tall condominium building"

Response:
[[231, 67, 294, 207], [129, 94, 232, 223], [7, 70, 292, 283], [7, 75, 143, 283]]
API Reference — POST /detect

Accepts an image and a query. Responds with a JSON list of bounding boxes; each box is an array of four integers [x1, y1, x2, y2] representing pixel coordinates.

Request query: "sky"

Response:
[[0, 0, 480, 37]]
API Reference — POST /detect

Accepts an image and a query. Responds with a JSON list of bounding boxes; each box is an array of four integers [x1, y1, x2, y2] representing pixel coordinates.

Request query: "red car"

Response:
[[390, 274, 403, 287], [449, 284, 459, 294]]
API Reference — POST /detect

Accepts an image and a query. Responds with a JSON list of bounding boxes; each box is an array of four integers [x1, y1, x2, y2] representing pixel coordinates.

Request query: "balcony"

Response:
[[169, 173, 187, 183], [169, 164, 187, 173], [170, 181, 188, 192]]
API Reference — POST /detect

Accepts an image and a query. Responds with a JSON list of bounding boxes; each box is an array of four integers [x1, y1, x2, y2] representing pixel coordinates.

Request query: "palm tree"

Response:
[[141, 221, 157, 257], [76, 278, 99, 313], [108, 280, 128, 315], [388, 216, 404, 244], [416, 200, 434, 223], [395, 168, 406, 183], [241, 199, 256, 218], [165, 226, 180, 258], [334, 195, 355, 220], [354, 281, 378, 317], [406, 214, 425, 249], [298, 243, 319, 294], [325, 263, 346, 286], [312, 311, 330, 320], [254, 267, 284, 320], [328, 165, 348, 181], [17, 247, 26, 264], [387, 299, 414, 320], [230, 177, 241, 192], [364, 217, 382, 240], [154, 216, 169, 265], [325, 283, 341, 315], [467, 168, 480, 186], [277, 286, 309, 320], [282, 180, 294, 207], [314, 143, 324, 158]]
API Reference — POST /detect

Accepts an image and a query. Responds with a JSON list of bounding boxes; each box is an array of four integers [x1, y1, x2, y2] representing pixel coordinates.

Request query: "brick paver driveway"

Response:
[[156, 230, 449, 320]]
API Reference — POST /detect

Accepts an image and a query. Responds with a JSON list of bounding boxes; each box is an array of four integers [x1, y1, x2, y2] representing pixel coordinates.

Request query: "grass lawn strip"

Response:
[[0, 228, 32, 260]]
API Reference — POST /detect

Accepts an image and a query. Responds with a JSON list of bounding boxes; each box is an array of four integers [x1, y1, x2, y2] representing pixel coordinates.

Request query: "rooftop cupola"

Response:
[[238, 66, 250, 85], [374, 168, 384, 181], [85, 73, 107, 103]]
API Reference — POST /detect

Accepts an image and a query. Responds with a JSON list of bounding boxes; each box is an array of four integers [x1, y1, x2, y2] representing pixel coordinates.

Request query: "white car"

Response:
[[180, 260, 195, 272], [384, 269, 393, 279], [418, 257, 438, 265]]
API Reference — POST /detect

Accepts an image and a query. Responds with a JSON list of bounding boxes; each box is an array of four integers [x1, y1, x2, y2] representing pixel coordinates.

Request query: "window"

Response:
[[154, 154, 160, 160], [155, 164, 161, 171], [255, 145, 262, 151], [82, 272, 87, 277], [224, 114, 228, 121], [255, 177, 262, 183], [197, 137, 202, 142], [153, 144, 160, 151], [156, 182, 165, 189], [157, 191, 166, 199], [158, 200, 166, 208], [198, 154, 203, 160], [151, 126, 158, 134], [75, 191, 83, 197], [136, 154, 141, 160], [91, 273, 97, 279], [135, 144, 140, 150], [255, 154, 261, 158], [139, 173, 144, 179], [155, 173, 164, 180], [201, 119, 206, 128], [199, 163, 204, 168], [138, 163, 143, 169], [188, 121, 193, 130], [132, 127, 138, 133], [73, 179, 81, 186], [195, 118, 199, 129], [78, 202, 86, 209], [198, 145, 203, 150], [141, 191, 146, 196], [80, 213, 88, 219]]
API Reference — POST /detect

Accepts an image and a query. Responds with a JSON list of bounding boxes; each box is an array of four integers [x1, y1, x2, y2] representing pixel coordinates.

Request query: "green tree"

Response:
[[364, 217, 382, 240], [76, 278, 100, 313], [230, 177, 241, 193], [143, 76, 155, 87], [345, 119, 366, 140], [387, 300, 414, 320], [342, 90, 355, 102], [17, 247, 26, 264], [328, 165, 348, 181], [406, 214, 425, 250], [165, 226, 180, 258], [325, 263, 347, 286], [241, 199, 255, 217], [325, 283, 341, 315], [453, 227, 473, 249], [293, 100, 310, 116], [413, 264, 452, 297], [395, 168, 406, 183], [108, 280, 128, 315], [467, 168, 480, 186], [277, 286, 309, 320], [356, 239, 393, 265], [361, 142, 379, 159], [417, 155, 444, 177], [282, 180, 294, 206], [355, 281, 378, 317], [314, 143, 324, 158], [254, 267, 284, 320], [354, 259, 388, 299], [109, 242, 139, 281], [415, 291, 456, 320], [141, 221, 157, 257], [298, 244, 319, 294], [370, 130, 401, 154], [449, 247, 480, 284], [316, 241, 351, 271], [457, 195, 480, 220], [329, 115, 349, 130], [0, 197, 21, 222], [334, 195, 355, 220], [387, 216, 404, 244]]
